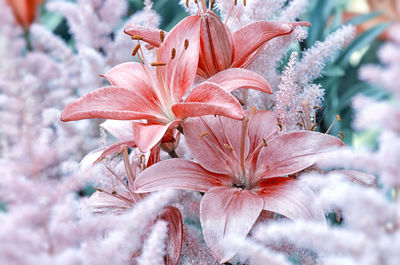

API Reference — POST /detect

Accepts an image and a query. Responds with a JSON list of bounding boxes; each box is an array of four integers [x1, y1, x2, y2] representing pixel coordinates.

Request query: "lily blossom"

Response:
[[133, 110, 344, 263], [125, 1, 310, 78], [88, 145, 182, 265], [61, 15, 271, 152], [6, 0, 43, 29]]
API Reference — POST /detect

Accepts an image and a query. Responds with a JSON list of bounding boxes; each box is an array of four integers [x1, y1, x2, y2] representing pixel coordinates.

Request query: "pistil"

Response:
[[240, 116, 249, 186]]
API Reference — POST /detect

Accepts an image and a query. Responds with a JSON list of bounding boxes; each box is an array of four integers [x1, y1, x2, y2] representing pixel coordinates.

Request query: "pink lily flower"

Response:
[[133, 110, 344, 263], [89, 145, 182, 265], [61, 15, 271, 152], [125, 1, 310, 78]]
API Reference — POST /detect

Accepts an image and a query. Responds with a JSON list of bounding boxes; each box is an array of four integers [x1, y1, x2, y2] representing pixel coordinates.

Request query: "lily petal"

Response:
[[88, 190, 139, 214], [198, 12, 233, 78], [100, 120, 134, 141], [255, 131, 345, 180], [232, 21, 308, 68], [206, 68, 272, 94], [172, 82, 244, 120], [132, 120, 180, 152], [247, 110, 278, 155], [134, 159, 231, 193], [183, 115, 245, 175], [157, 15, 201, 100], [200, 187, 264, 263], [124, 24, 165, 48], [103, 62, 159, 104], [256, 177, 325, 223], [159, 206, 183, 265], [94, 140, 137, 164], [60, 86, 164, 122]]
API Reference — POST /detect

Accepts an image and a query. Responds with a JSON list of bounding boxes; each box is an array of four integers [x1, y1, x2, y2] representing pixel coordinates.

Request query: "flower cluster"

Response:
[[6, 0, 397, 264], [59, 0, 349, 263]]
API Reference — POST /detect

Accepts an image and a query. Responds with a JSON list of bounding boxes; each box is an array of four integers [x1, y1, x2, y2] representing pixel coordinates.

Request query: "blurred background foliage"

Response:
[[38, 0, 392, 147]]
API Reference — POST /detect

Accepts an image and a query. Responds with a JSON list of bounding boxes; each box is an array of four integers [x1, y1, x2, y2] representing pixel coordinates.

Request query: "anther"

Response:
[[171, 48, 176, 60], [94, 187, 104, 192], [132, 44, 140, 56], [112, 191, 118, 195], [131, 35, 143, 40], [184, 39, 189, 50], [234, 0, 237, 5], [160, 31, 165, 43], [224, 144, 234, 151], [210, 0, 215, 9], [251, 106, 256, 113], [310, 123, 317, 131], [336, 115, 341, 122], [151, 62, 166, 66], [276, 121, 283, 131], [200, 131, 208, 138], [262, 138, 268, 147], [337, 131, 344, 140], [313, 105, 322, 110], [186, 0, 189, 8], [243, 0, 246, 6], [297, 122, 303, 129]]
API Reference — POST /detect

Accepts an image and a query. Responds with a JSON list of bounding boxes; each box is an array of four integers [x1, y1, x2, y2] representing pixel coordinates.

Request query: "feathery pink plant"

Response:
[[133, 109, 344, 263]]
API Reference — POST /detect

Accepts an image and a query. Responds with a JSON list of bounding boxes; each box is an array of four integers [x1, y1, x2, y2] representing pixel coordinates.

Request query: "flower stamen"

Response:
[[131, 35, 143, 40], [151, 62, 166, 67]]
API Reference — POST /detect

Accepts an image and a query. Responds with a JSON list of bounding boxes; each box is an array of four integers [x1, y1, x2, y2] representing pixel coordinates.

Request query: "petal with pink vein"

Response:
[[60, 86, 164, 122], [200, 187, 264, 263], [256, 177, 326, 223], [172, 82, 244, 120], [207, 68, 272, 94], [133, 159, 231, 193]]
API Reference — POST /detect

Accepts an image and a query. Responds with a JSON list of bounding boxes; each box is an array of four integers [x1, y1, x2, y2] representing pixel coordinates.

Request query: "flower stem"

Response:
[[24, 29, 32, 51]]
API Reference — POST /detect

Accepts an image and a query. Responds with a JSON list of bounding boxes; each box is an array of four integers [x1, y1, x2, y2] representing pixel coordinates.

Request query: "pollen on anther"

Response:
[[251, 106, 256, 113], [131, 35, 143, 40], [94, 187, 104, 192], [224, 144, 233, 151], [262, 138, 268, 147], [276, 121, 283, 131], [337, 131, 344, 140], [132, 44, 140, 56], [171, 48, 176, 60], [336, 115, 341, 122], [151, 62, 166, 67], [160, 31, 165, 43], [184, 39, 189, 49], [200, 131, 208, 138]]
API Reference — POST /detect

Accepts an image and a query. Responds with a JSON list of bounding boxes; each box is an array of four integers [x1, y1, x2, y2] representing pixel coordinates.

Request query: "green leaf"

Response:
[[323, 66, 345, 77], [352, 129, 379, 148], [344, 11, 384, 27], [42, 12, 64, 31], [336, 22, 390, 68], [0, 203, 6, 212], [306, 1, 334, 47]]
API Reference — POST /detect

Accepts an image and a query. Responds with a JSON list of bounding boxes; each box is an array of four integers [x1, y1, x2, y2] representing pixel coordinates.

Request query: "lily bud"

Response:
[[6, 0, 43, 29]]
